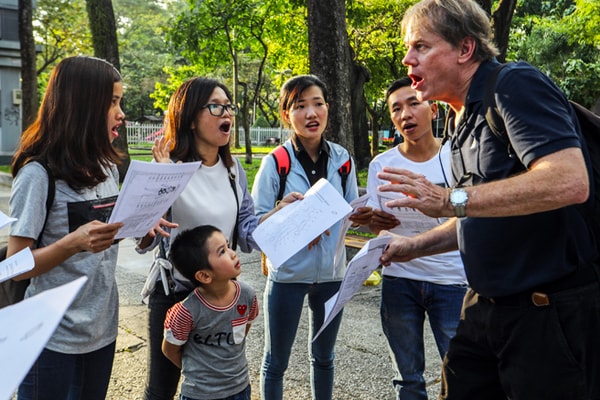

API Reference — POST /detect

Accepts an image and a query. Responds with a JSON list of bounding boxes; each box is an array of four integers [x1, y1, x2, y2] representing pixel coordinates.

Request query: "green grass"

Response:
[[236, 157, 262, 189], [0, 145, 367, 188], [229, 154, 367, 189], [347, 229, 376, 238], [129, 147, 266, 189], [129, 145, 368, 188]]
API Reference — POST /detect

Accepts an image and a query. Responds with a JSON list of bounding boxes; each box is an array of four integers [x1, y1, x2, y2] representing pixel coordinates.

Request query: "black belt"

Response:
[[480, 263, 599, 307]]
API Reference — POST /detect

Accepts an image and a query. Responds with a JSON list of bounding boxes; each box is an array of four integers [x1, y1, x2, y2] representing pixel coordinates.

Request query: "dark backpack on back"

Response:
[[270, 145, 352, 202], [0, 161, 55, 308], [483, 63, 600, 253]]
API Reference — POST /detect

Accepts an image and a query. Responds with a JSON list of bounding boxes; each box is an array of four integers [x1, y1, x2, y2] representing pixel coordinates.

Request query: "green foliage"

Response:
[[509, 0, 600, 107], [347, 0, 415, 103], [253, 115, 271, 128], [28, 0, 600, 161], [34, 0, 93, 93], [113, 0, 178, 119], [151, 64, 209, 111], [357, 168, 368, 187], [157, 0, 310, 130], [33, 0, 180, 120], [346, 0, 418, 136]]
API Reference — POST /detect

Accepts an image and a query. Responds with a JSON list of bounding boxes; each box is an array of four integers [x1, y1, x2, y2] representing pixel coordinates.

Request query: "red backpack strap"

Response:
[[270, 145, 291, 202], [338, 157, 351, 196]]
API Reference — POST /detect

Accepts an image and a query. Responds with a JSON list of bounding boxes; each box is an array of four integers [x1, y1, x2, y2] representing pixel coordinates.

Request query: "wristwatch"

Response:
[[449, 187, 469, 218]]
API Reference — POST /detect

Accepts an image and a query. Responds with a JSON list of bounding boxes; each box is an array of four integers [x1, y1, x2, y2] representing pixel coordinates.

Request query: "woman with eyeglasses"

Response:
[[136, 77, 300, 400]]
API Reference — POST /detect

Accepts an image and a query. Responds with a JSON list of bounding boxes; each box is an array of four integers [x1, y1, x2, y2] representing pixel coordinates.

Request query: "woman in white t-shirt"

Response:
[[137, 77, 300, 400]]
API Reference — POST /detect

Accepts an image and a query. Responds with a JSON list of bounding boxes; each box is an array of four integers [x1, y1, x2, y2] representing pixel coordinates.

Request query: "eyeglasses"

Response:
[[202, 103, 237, 117]]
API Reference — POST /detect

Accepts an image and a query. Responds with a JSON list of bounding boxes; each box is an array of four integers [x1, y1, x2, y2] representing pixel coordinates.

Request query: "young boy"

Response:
[[162, 225, 258, 400]]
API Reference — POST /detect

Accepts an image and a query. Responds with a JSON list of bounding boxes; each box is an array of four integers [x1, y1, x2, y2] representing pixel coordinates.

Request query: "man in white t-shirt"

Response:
[[367, 77, 468, 400]]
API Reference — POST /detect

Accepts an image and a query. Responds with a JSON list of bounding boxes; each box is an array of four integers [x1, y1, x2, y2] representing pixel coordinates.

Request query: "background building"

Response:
[[0, 0, 21, 164]]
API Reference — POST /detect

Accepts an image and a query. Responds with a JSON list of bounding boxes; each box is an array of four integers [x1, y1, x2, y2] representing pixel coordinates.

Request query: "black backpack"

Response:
[[0, 161, 55, 308], [483, 63, 600, 253]]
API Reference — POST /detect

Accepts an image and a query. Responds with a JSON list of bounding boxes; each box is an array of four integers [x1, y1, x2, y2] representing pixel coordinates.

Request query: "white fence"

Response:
[[126, 123, 163, 146], [126, 123, 288, 148], [126, 123, 390, 148]]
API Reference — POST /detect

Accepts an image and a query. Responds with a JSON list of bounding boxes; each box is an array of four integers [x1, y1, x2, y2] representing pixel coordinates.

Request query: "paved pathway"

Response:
[[0, 175, 444, 400], [110, 239, 443, 399]]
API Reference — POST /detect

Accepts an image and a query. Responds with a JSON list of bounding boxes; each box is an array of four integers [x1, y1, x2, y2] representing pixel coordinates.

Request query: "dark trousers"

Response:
[[181, 384, 251, 400], [144, 284, 191, 400], [440, 280, 600, 400], [18, 342, 115, 400]]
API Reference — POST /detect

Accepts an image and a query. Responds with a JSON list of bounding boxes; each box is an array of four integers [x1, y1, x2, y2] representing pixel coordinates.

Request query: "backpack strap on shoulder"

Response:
[[226, 164, 240, 250], [338, 157, 351, 196], [483, 63, 517, 158], [35, 160, 55, 244], [483, 63, 509, 139], [271, 145, 352, 199], [271, 145, 291, 202]]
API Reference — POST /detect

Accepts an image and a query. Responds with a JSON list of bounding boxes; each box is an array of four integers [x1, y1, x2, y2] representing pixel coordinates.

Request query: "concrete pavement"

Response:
[[0, 174, 444, 399], [112, 241, 444, 399]]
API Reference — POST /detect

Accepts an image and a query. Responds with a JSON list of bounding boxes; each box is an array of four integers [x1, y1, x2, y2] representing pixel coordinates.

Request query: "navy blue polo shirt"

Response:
[[447, 60, 596, 297]]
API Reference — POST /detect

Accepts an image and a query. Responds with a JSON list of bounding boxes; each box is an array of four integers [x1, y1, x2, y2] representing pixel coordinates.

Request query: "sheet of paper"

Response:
[[253, 178, 353, 269], [108, 160, 201, 239], [378, 193, 445, 236], [0, 276, 87, 400], [313, 235, 391, 341], [0, 247, 34, 283], [0, 210, 16, 230], [332, 193, 371, 270]]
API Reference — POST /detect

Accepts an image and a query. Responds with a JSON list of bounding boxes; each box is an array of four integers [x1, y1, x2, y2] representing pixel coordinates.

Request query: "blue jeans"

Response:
[[145, 284, 191, 400], [18, 341, 116, 400], [381, 276, 466, 400], [181, 384, 251, 400], [261, 280, 343, 400]]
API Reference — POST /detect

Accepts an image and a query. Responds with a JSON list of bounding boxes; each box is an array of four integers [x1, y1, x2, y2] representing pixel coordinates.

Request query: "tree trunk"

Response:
[[232, 50, 241, 149], [476, 0, 517, 63], [237, 81, 253, 164], [85, 0, 130, 180], [18, 0, 37, 130], [490, 0, 517, 62], [307, 0, 354, 154], [350, 62, 370, 169], [86, 0, 120, 69]]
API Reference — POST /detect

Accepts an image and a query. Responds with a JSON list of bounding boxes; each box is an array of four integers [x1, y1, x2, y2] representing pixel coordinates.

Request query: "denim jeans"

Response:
[[181, 384, 251, 400], [18, 341, 116, 400], [381, 276, 466, 400], [145, 284, 191, 400], [260, 280, 343, 400]]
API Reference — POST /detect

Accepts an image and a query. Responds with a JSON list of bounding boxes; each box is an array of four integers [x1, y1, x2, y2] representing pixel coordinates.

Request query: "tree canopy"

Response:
[[26, 0, 600, 158]]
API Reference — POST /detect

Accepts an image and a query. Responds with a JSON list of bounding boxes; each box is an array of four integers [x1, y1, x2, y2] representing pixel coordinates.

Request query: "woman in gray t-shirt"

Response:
[[9, 56, 125, 400]]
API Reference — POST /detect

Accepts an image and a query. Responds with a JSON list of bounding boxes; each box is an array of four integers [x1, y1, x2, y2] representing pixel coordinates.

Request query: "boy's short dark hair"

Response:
[[169, 225, 221, 285], [385, 77, 413, 101]]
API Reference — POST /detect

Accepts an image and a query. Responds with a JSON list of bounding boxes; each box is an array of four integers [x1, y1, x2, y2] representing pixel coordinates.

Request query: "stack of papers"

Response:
[[253, 179, 353, 269], [108, 160, 201, 239], [313, 235, 391, 341]]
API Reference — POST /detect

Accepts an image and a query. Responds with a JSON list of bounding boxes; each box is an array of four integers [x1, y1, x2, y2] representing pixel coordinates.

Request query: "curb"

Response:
[[0, 172, 12, 188]]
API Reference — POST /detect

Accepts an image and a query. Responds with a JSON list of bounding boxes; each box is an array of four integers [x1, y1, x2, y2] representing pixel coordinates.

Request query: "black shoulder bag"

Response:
[[0, 161, 55, 308]]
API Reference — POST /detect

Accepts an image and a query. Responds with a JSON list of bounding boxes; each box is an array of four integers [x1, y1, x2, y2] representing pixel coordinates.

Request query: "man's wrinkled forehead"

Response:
[[403, 20, 436, 46], [403, 24, 442, 47]]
